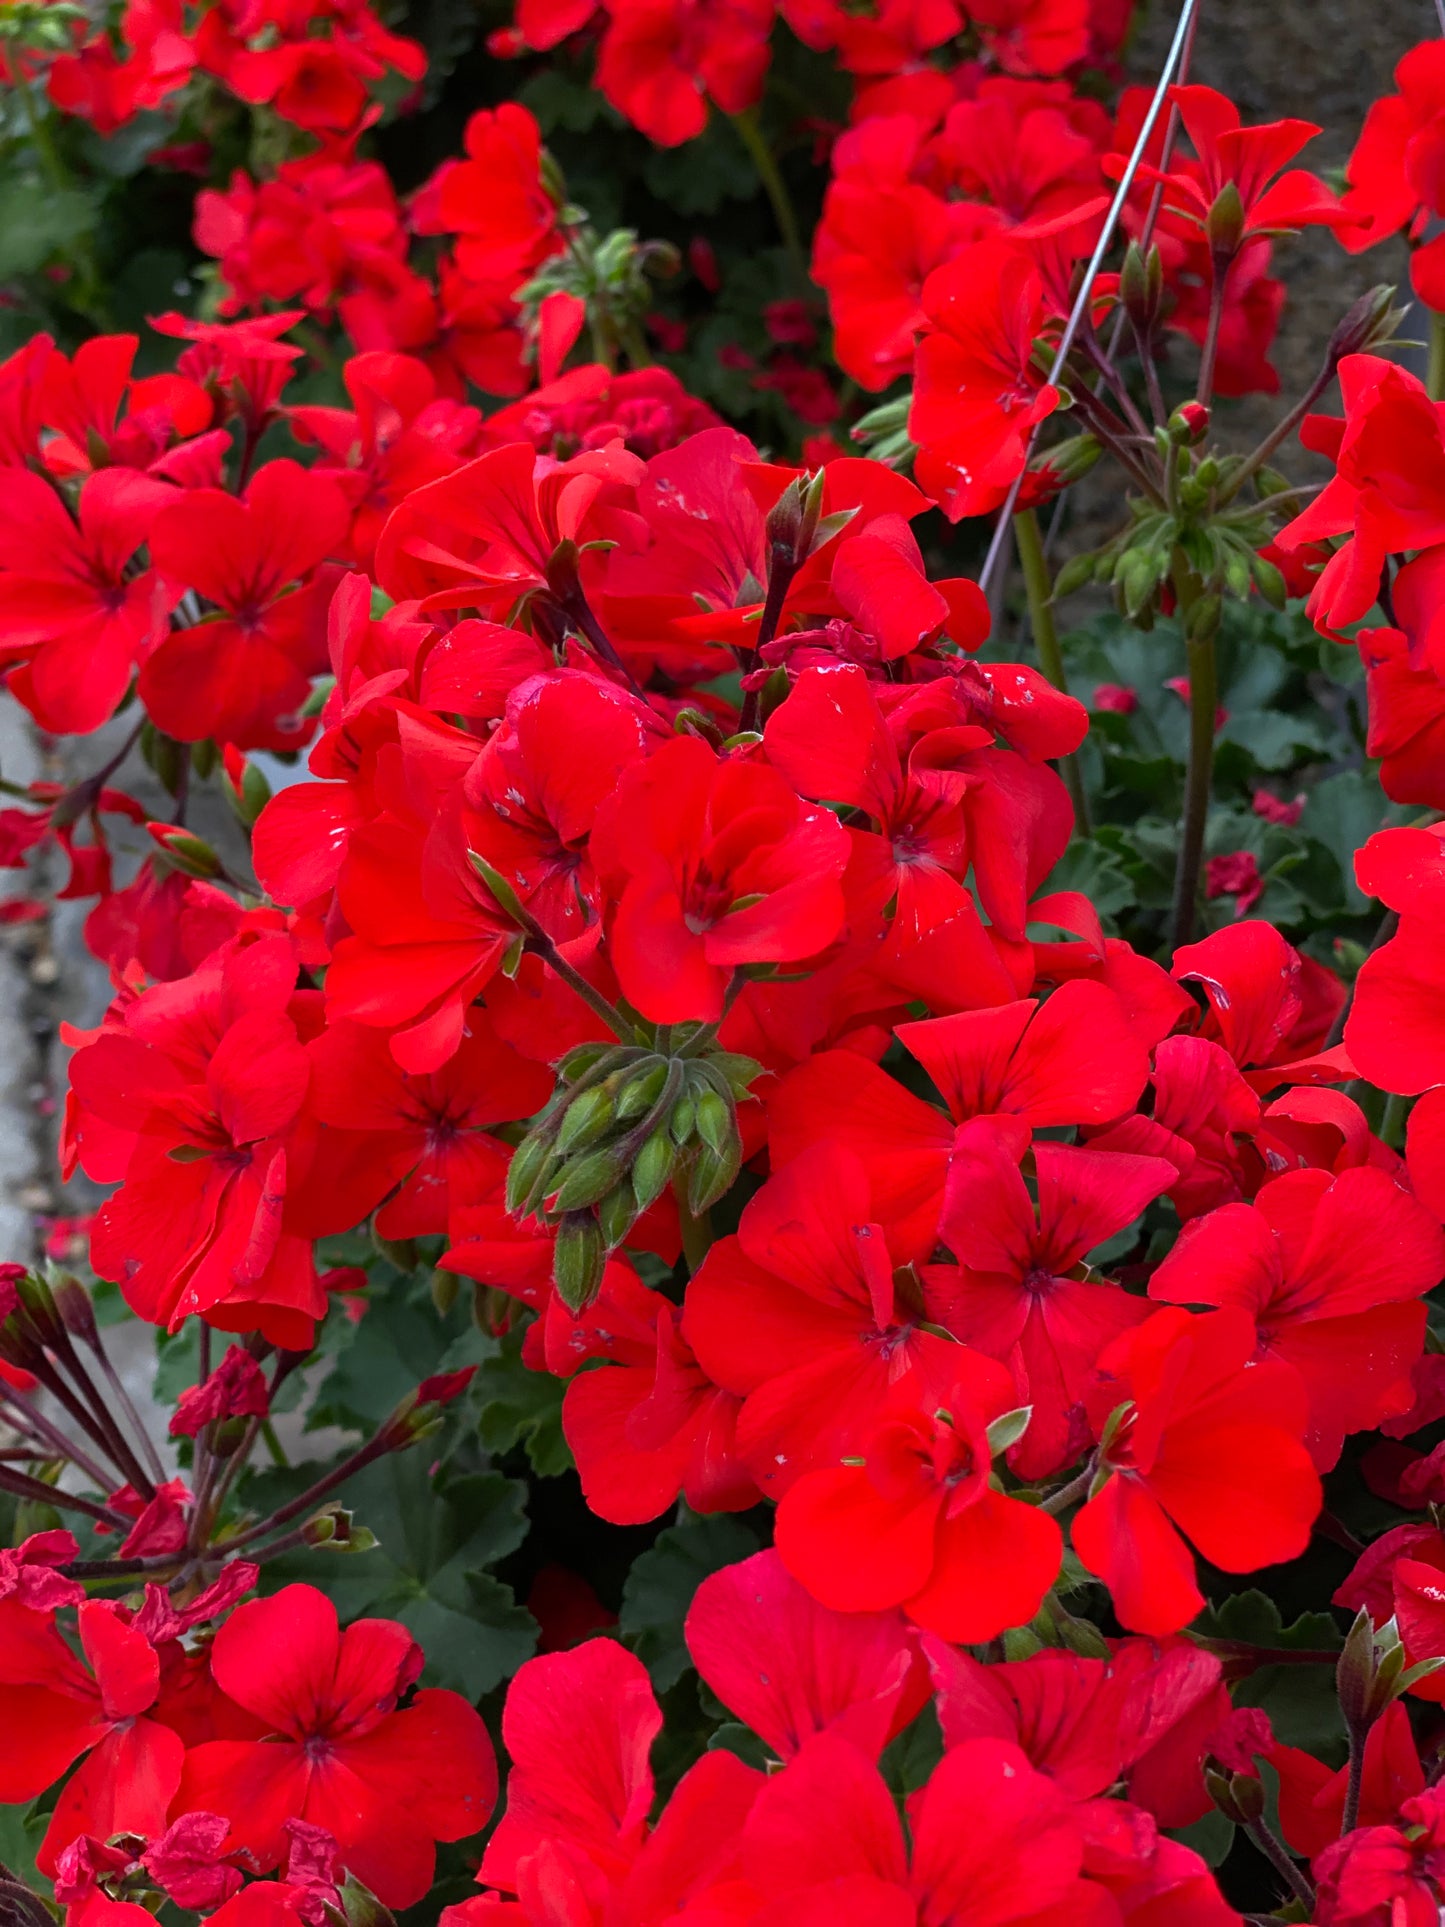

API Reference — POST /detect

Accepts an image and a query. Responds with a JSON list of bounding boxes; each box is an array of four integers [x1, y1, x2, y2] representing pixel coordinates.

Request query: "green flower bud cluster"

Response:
[[506, 1036, 760, 1311], [1052, 445, 1292, 634], [516, 210, 679, 384], [0, 0, 86, 49]]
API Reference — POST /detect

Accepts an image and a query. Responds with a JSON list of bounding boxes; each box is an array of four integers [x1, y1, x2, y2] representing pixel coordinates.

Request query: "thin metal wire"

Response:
[[976, 0, 1203, 596]]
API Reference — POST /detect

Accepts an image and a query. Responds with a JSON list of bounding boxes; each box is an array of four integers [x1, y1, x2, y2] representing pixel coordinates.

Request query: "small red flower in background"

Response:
[[596, 0, 773, 146], [1205, 849, 1265, 915]]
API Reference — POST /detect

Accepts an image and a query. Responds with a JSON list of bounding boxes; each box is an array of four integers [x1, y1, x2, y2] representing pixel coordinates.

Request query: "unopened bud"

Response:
[[302, 1505, 376, 1552], [556, 1084, 615, 1155], [222, 746, 271, 828], [1204, 181, 1245, 258], [1222, 548, 1254, 603], [764, 468, 828, 568], [1168, 401, 1211, 446], [598, 1180, 639, 1249], [692, 1088, 733, 1159], [615, 1060, 668, 1122], [50, 1272, 99, 1347], [333, 1876, 396, 1927], [1032, 433, 1101, 488], [1326, 284, 1405, 369], [1186, 592, 1223, 642], [1204, 1764, 1265, 1826], [1119, 241, 1164, 330], [16, 1269, 64, 1345], [550, 1142, 630, 1212], [147, 823, 223, 880], [506, 1131, 559, 1218], [1052, 551, 1098, 600], [632, 1129, 675, 1212], [538, 148, 568, 209], [1251, 553, 1288, 609], [686, 1131, 742, 1215], [554, 1212, 606, 1312]]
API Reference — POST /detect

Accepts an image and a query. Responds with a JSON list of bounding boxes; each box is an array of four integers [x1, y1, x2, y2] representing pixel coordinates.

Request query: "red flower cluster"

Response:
[[6, 10, 1445, 1927], [0, 1572, 494, 1908], [440, 1594, 1241, 1924]]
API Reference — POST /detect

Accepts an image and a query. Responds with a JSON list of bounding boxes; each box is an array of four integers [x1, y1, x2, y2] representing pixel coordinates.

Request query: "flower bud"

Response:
[[1052, 551, 1098, 600], [615, 1059, 668, 1122], [1204, 1763, 1265, 1826], [1168, 401, 1211, 445], [1326, 284, 1406, 368], [506, 1131, 560, 1218], [1185, 592, 1223, 643], [1204, 181, 1245, 257], [146, 823, 224, 881], [598, 1180, 639, 1249], [222, 745, 271, 828], [764, 468, 828, 568], [556, 1084, 616, 1155], [50, 1272, 99, 1347], [1251, 552, 1288, 609], [632, 1129, 675, 1212], [692, 1087, 732, 1159], [302, 1504, 377, 1552], [550, 1142, 631, 1213], [1119, 241, 1164, 331], [554, 1212, 606, 1312]]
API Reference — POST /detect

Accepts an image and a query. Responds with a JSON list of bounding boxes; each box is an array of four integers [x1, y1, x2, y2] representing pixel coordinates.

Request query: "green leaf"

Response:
[[1303, 771, 1391, 914], [643, 121, 756, 216], [1172, 1809, 1235, 1869], [706, 1722, 774, 1769], [274, 1453, 537, 1701], [475, 1322, 573, 1477], [310, 1279, 487, 1436], [1039, 838, 1136, 924], [1197, 1589, 1341, 1652], [519, 67, 612, 135], [0, 1797, 44, 1889], [0, 178, 97, 277], [620, 1512, 761, 1689]]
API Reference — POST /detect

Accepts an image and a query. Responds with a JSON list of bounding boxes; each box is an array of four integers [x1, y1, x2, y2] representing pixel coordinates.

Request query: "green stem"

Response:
[[528, 932, 633, 1042], [16, 72, 69, 193], [731, 109, 806, 285], [1430, 310, 1445, 404], [673, 1176, 714, 1275], [1243, 1817, 1315, 1911], [1168, 562, 1220, 950], [1380, 1091, 1408, 1150], [1013, 509, 1091, 837]]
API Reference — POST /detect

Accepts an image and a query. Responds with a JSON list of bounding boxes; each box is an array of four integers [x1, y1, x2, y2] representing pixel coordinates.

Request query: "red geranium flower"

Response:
[[142, 459, 350, 750], [590, 734, 850, 1023], [1072, 1304, 1323, 1635], [774, 1355, 1063, 1643], [175, 1585, 496, 1908], [908, 238, 1060, 522]]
